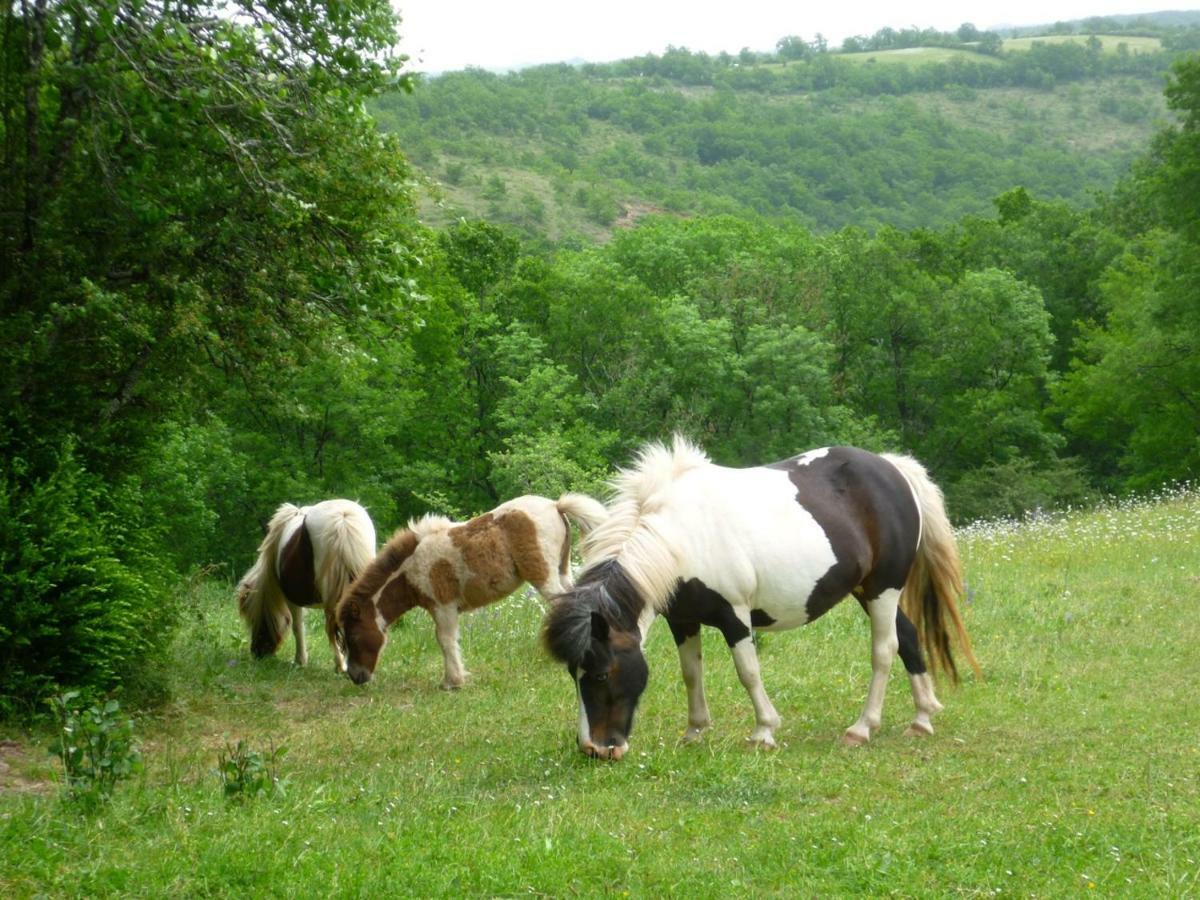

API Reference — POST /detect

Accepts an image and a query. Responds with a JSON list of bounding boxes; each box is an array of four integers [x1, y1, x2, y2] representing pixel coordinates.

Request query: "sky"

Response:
[[391, 1, 1189, 73]]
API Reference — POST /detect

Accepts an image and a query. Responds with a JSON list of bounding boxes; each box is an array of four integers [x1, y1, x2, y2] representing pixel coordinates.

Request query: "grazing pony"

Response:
[[236, 499, 376, 672], [336, 493, 608, 689], [543, 436, 980, 760]]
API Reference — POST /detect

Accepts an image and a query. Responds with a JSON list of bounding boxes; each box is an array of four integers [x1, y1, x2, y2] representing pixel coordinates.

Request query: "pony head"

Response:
[[334, 529, 420, 685], [336, 592, 386, 684], [543, 562, 649, 760]]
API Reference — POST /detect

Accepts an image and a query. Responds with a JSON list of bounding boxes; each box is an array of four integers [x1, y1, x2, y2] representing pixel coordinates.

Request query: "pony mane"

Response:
[[580, 434, 708, 613], [407, 513, 454, 539], [339, 528, 419, 612], [543, 560, 644, 667]]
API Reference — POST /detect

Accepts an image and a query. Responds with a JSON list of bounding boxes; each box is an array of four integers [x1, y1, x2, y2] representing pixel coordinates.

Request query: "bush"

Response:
[[946, 455, 1095, 524], [218, 740, 287, 802], [48, 691, 142, 811], [0, 449, 177, 716]]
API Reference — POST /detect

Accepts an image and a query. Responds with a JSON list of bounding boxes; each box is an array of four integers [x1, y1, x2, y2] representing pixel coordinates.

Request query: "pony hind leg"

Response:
[[288, 601, 308, 666], [431, 603, 469, 690], [896, 606, 943, 736], [844, 587, 901, 746]]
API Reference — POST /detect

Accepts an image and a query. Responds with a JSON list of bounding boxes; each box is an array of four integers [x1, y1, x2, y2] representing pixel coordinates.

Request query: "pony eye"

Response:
[[593, 671, 609, 683]]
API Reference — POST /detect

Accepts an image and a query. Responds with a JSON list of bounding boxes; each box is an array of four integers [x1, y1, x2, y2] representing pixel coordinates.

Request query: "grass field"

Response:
[[836, 47, 1002, 66], [2, 488, 1199, 896], [1002, 34, 1163, 54]]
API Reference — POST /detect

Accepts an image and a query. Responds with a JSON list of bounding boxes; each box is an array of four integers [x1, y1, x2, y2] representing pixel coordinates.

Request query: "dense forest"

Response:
[[1, 1, 1199, 710], [376, 15, 1200, 236]]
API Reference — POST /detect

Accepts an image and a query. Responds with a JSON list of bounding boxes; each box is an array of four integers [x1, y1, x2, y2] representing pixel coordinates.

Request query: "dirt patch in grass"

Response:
[[0, 740, 53, 796]]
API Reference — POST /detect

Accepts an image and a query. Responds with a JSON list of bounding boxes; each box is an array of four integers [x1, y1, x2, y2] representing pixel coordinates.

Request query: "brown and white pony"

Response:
[[543, 436, 981, 759], [336, 493, 607, 689], [236, 499, 376, 672]]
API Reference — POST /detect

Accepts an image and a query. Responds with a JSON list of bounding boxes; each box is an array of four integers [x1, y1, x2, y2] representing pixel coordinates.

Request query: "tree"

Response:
[[0, 0, 419, 480]]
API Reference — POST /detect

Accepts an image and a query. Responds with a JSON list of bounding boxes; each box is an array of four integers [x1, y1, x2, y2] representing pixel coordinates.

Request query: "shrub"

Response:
[[0, 449, 177, 716], [218, 740, 288, 802], [48, 691, 142, 811]]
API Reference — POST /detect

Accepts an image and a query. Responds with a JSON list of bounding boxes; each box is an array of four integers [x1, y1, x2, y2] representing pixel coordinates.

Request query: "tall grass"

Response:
[[2, 489, 1198, 895]]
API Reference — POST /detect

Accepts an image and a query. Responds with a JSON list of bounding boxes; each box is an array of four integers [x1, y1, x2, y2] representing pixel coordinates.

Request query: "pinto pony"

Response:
[[543, 437, 980, 760], [236, 499, 376, 672], [336, 493, 608, 689]]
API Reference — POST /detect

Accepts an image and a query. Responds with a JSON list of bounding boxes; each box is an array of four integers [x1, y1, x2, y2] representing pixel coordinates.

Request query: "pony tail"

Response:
[[236, 503, 301, 658], [556, 493, 609, 534], [886, 456, 982, 684], [314, 503, 377, 612]]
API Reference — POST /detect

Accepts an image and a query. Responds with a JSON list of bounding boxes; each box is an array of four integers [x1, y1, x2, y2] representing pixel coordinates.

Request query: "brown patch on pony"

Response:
[[498, 510, 550, 587], [450, 513, 522, 609], [377, 571, 428, 620], [429, 558, 459, 605], [277, 522, 319, 608]]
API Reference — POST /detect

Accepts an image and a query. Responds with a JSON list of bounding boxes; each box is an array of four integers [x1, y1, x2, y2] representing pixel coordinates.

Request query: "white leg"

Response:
[[289, 603, 308, 666], [844, 588, 901, 746], [432, 604, 468, 690], [730, 637, 782, 748], [905, 672, 944, 737], [678, 633, 711, 742]]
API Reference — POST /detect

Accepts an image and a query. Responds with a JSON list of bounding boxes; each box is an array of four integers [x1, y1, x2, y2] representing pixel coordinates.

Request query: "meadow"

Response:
[[2, 488, 1198, 897], [1001, 34, 1163, 54]]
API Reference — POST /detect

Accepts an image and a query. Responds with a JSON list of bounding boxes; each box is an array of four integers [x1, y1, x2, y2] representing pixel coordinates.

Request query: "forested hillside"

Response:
[[375, 18, 1200, 238], [2, 2, 1199, 708]]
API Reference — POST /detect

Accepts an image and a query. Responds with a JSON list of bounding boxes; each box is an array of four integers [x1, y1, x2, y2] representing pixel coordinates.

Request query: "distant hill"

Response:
[[375, 19, 1197, 241]]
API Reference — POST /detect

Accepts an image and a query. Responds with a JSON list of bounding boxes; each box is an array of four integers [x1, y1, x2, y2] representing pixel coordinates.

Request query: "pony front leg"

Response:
[[844, 588, 901, 746], [677, 632, 712, 742], [432, 603, 469, 690], [730, 637, 782, 748], [288, 602, 308, 666], [323, 605, 346, 674]]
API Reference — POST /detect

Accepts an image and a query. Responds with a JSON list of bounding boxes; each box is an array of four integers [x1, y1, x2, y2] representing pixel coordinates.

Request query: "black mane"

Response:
[[542, 560, 645, 666]]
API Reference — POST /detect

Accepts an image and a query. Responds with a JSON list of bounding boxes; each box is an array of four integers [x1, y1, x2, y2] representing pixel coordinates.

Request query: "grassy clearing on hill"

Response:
[[836, 47, 1002, 66], [2, 488, 1198, 896], [1002, 35, 1163, 54]]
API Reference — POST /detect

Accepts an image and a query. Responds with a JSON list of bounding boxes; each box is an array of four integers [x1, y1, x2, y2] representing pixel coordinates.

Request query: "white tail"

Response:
[[556, 492, 609, 533], [236, 503, 302, 658], [312, 505, 377, 615]]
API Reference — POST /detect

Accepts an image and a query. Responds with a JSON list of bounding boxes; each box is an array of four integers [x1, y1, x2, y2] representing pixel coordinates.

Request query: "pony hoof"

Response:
[[842, 729, 870, 747], [681, 728, 706, 744], [904, 722, 934, 737], [746, 735, 777, 751], [440, 680, 465, 691]]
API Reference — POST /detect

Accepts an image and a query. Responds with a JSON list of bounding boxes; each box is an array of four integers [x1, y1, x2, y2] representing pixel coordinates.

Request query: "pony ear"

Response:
[[590, 611, 610, 644]]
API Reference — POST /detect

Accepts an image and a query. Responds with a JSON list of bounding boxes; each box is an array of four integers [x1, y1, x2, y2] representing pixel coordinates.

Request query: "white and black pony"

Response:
[[543, 437, 980, 759], [237, 499, 376, 673]]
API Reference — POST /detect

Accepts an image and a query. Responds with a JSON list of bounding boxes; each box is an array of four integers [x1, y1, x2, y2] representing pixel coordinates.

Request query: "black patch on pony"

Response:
[[543, 559, 644, 670], [664, 578, 752, 647], [769, 447, 920, 619], [278, 520, 319, 608]]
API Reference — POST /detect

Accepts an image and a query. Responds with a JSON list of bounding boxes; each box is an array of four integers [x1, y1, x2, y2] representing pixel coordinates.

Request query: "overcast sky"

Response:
[[392, 1, 1188, 73]]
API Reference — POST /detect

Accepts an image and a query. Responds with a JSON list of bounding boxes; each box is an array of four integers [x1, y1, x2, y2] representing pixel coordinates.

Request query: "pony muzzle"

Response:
[[346, 664, 373, 685], [580, 739, 628, 761]]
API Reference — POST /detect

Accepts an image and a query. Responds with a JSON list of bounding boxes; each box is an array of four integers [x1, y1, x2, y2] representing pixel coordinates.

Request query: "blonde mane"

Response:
[[407, 513, 454, 539], [581, 435, 710, 612]]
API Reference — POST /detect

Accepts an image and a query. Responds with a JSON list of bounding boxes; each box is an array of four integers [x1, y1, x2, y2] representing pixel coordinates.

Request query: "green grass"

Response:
[[1002, 34, 1163, 54], [3, 489, 1199, 895], [836, 47, 1002, 66]]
